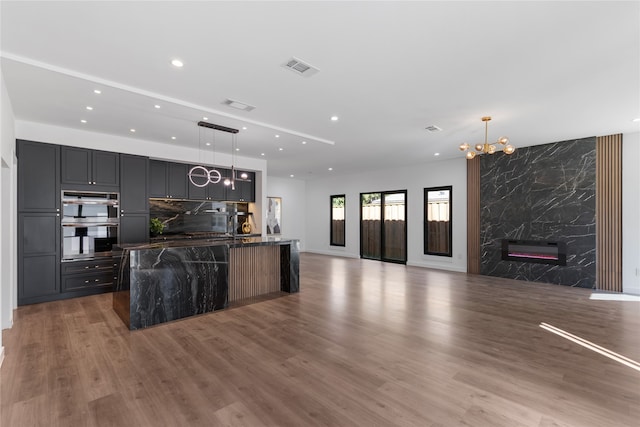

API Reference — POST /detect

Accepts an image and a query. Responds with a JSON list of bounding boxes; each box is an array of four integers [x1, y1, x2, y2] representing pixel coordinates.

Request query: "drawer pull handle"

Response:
[[84, 280, 89, 283], [95, 265, 99, 268], [85, 266, 90, 269], [94, 279, 100, 282]]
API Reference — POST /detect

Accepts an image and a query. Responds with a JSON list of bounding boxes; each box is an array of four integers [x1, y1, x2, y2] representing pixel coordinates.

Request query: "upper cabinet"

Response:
[[226, 171, 255, 202], [149, 160, 188, 199], [17, 140, 60, 212], [61, 147, 119, 190], [188, 165, 228, 201], [120, 154, 149, 213]]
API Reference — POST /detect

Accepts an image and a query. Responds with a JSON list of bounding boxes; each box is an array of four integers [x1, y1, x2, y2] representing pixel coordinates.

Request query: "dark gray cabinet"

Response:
[[188, 165, 228, 200], [120, 155, 148, 214], [17, 140, 60, 212], [61, 258, 115, 292], [17, 140, 61, 305], [226, 171, 255, 202], [120, 214, 150, 244], [149, 160, 188, 199], [120, 154, 150, 244], [61, 146, 119, 189], [18, 212, 60, 304]]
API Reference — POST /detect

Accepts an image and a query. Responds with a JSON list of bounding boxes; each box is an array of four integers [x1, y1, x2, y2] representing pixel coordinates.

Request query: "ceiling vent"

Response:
[[222, 99, 256, 112], [425, 125, 443, 133], [283, 57, 320, 77]]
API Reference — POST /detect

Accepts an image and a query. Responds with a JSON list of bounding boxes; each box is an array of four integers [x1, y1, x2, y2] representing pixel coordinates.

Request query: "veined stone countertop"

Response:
[[115, 236, 298, 251]]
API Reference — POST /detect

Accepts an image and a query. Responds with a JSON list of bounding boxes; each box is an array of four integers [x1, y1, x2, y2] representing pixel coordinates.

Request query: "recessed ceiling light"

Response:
[[330, 116, 339, 121], [80, 119, 87, 123], [154, 104, 161, 109], [93, 89, 101, 94], [328, 167, 333, 171], [275, 134, 280, 138], [171, 136, 176, 140], [302, 141, 307, 145], [171, 59, 184, 68], [235, 148, 240, 152], [290, 174, 295, 178], [203, 116, 208, 121], [279, 148, 284, 151], [633, 118, 640, 122], [86, 106, 93, 110], [434, 153, 440, 156], [130, 129, 136, 132], [242, 126, 247, 130], [205, 142, 211, 146]]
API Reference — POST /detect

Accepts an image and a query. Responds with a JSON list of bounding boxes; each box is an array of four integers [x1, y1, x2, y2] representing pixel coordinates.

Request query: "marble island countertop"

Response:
[[115, 236, 298, 251]]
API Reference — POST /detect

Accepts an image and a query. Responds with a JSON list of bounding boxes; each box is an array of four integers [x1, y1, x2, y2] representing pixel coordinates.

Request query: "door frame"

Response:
[[359, 190, 407, 264]]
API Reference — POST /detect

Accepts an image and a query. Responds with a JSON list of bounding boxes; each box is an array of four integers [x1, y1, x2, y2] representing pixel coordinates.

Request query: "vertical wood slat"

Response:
[[229, 246, 281, 301], [467, 157, 481, 274], [596, 134, 623, 292]]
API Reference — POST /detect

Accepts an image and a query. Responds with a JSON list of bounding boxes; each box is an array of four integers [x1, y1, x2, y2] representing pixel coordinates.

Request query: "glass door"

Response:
[[360, 191, 407, 264]]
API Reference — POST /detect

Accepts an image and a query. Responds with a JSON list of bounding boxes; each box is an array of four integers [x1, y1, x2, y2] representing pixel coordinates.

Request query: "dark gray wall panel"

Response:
[[480, 137, 596, 288]]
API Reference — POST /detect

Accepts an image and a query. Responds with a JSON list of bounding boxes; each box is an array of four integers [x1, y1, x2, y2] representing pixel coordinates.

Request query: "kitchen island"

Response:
[[112, 237, 299, 330]]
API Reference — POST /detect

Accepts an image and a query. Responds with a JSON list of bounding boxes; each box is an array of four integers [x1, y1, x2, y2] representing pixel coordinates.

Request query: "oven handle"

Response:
[[62, 222, 119, 227]]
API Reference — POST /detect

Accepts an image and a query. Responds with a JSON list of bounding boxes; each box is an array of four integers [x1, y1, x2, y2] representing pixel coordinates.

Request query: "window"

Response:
[[424, 186, 452, 257], [330, 195, 345, 246]]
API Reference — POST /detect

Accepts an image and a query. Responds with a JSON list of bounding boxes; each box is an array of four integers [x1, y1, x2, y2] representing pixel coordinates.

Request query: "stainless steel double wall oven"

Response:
[[61, 191, 119, 260]]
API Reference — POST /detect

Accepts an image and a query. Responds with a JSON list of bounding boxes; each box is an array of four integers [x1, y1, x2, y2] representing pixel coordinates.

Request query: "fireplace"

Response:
[[501, 240, 566, 266]]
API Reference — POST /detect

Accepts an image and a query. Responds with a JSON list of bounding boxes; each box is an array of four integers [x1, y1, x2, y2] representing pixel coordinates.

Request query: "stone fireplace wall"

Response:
[[479, 137, 596, 288]]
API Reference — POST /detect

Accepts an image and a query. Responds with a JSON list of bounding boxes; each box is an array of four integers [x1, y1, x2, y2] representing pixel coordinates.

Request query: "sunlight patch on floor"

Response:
[[589, 293, 640, 301], [540, 322, 640, 372]]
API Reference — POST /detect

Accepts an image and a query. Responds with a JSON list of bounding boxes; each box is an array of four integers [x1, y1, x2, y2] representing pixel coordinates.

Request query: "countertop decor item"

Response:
[[149, 217, 164, 236]]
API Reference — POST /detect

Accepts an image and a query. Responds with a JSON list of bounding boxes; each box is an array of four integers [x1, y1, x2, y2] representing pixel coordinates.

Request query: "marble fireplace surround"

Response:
[[480, 137, 596, 288]]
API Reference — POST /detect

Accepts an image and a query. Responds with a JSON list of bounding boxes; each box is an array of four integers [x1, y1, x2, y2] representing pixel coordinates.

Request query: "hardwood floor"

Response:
[[2, 253, 639, 426]]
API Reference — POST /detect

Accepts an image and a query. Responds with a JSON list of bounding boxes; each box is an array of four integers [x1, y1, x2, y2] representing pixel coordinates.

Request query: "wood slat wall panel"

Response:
[[596, 134, 623, 292], [229, 246, 281, 301], [467, 157, 481, 274]]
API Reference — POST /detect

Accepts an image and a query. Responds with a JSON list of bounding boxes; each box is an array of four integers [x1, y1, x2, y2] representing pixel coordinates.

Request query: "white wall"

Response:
[[304, 157, 468, 272], [623, 131, 640, 295], [266, 176, 307, 251], [0, 68, 17, 365]]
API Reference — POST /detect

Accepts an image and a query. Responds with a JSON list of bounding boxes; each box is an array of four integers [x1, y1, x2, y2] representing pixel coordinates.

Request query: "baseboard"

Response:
[[303, 249, 360, 259], [407, 260, 467, 273]]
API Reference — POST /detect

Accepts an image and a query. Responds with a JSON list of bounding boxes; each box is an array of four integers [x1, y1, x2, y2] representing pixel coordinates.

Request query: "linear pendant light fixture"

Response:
[[459, 116, 515, 159], [188, 121, 240, 189]]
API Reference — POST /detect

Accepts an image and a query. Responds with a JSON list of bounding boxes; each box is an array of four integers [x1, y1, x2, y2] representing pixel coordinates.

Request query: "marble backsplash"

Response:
[[479, 137, 596, 288], [150, 199, 251, 236]]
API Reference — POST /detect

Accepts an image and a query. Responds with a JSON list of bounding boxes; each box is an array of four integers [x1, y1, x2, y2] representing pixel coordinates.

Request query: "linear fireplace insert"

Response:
[[501, 240, 566, 266]]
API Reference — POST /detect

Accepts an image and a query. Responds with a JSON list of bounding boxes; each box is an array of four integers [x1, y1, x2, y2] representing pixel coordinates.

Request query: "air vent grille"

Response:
[[425, 125, 443, 132], [283, 57, 319, 77], [222, 99, 255, 112]]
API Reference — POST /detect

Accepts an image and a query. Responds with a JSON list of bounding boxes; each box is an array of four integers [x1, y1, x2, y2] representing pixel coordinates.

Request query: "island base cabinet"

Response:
[[113, 238, 299, 330]]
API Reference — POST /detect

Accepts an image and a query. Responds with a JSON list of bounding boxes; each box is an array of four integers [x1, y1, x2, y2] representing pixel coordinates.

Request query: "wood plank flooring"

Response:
[[2, 253, 639, 426]]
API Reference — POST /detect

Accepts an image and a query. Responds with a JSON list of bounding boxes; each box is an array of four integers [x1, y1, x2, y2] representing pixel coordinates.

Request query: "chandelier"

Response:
[[458, 116, 515, 159], [189, 121, 249, 189]]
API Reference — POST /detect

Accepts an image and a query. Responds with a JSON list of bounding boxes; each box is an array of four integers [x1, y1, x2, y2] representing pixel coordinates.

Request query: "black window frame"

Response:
[[424, 185, 453, 257], [330, 194, 346, 247]]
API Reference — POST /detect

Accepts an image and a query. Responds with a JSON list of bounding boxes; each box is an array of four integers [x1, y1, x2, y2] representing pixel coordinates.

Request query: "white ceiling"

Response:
[[1, 1, 638, 179]]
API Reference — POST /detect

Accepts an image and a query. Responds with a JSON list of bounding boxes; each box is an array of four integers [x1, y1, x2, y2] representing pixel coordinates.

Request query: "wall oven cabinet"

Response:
[[61, 191, 119, 261]]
